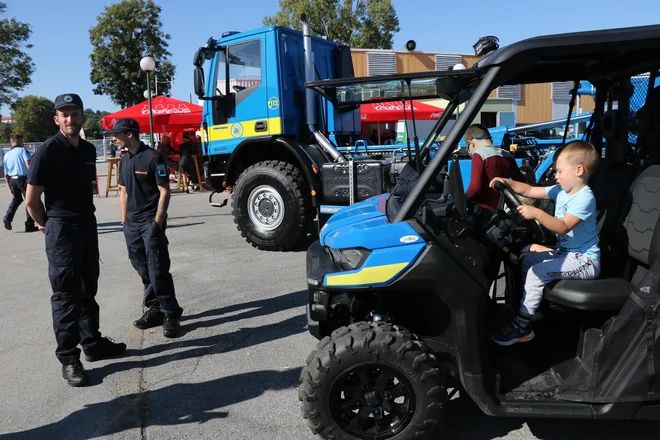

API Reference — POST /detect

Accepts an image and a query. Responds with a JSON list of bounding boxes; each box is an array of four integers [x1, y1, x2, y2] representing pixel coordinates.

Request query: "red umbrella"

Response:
[[360, 100, 443, 123], [102, 96, 203, 133]]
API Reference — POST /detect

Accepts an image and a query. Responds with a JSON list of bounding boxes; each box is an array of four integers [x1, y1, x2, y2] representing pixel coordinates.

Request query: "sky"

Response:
[[2, 0, 659, 117]]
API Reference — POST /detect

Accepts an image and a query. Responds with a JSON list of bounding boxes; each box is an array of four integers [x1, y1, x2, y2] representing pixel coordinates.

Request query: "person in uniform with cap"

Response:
[[25, 94, 126, 387], [3, 134, 38, 232], [108, 118, 183, 338]]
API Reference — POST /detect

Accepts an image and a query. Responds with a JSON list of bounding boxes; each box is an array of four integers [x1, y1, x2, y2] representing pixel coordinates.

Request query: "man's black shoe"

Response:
[[84, 337, 127, 362], [25, 223, 38, 233], [163, 315, 180, 338], [62, 361, 88, 387], [3, 218, 11, 230], [134, 309, 164, 329]]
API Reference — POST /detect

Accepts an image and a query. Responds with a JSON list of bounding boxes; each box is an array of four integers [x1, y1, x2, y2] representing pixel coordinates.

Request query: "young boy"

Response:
[[489, 140, 601, 346]]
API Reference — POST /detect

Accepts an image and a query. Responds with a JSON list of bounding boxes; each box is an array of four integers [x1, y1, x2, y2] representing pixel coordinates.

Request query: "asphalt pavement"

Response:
[[0, 164, 658, 440]]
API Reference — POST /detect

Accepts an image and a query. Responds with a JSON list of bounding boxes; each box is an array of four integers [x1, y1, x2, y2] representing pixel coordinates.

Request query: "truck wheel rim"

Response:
[[329, 363, 416, 439], [247, 185, 285, 232]]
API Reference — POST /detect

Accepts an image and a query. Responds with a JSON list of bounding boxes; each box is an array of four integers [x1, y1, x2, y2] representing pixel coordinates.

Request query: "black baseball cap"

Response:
[[54, 93, 84, 111], [106, 118, 141, 134]]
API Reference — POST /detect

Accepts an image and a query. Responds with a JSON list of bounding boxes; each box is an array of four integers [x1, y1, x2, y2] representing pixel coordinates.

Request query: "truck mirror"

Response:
[[194, 68, 206, 98], [193, 49, 204, 68]]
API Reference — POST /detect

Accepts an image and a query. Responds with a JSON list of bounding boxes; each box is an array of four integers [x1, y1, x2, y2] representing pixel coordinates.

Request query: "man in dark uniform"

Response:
[[3, 134, 38, 232], [25, 94, 126, 387], [108, 118, 183, 338]]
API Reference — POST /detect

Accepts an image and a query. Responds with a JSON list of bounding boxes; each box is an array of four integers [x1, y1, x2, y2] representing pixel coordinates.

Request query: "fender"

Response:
[[224, 136, 326, 207]]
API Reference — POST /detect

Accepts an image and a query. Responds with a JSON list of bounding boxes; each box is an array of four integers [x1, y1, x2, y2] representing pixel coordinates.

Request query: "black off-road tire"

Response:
[[299, 322, 447, 440], [231, 160, 314, 251]]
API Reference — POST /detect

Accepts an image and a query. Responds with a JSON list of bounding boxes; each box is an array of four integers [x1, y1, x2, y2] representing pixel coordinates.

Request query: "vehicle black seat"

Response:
[[543, 165, 660, 311]]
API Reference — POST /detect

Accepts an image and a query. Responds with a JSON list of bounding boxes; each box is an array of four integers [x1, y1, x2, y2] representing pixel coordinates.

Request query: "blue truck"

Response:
[[192, 16, 472, 251]]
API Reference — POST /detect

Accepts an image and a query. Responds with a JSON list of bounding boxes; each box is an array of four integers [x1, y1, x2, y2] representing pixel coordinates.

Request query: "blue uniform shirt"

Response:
[[3, 147, 31, 177], [546, 184, 600, 260]]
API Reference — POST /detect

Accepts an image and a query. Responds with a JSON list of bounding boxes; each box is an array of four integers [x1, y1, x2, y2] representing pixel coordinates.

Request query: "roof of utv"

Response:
[[477, 24, 660, 84], [305, 24, 660, 103]]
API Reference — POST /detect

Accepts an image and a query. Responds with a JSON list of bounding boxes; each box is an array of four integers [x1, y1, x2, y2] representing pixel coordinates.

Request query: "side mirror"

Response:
[[193, 49, 205, 68], [194, 68, 206, 98]]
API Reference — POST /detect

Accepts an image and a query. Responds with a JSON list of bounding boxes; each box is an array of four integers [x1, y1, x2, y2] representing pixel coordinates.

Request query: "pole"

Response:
[[147, 73, 155, 148], [155, 74, 158, 96]]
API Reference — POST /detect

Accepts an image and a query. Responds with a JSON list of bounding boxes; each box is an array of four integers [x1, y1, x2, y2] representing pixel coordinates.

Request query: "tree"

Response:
[[0, 122, 13, 143], [0, 2, 35, 107], [83, 108, 111, 139], [11, 96, 58, 142], [89, 0, 175, 108], [263, 0, 400, 49]]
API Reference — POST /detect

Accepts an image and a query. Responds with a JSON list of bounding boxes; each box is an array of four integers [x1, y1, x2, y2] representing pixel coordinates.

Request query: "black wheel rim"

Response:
[[329, 363, 416, 440]]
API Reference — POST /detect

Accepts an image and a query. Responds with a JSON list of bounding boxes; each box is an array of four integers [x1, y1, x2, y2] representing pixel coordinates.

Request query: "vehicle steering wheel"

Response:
[[493, 181, 547, 243]]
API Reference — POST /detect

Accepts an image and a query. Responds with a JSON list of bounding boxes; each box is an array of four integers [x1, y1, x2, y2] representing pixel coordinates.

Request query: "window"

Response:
[[215, 40, 262, 98]]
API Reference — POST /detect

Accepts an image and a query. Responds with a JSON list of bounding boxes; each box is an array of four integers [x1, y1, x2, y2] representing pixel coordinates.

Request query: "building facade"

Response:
[[350, 49, 596, 127]]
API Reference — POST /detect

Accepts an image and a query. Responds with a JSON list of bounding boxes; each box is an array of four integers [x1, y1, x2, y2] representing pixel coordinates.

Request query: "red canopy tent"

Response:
[[360, 100, 444, 123], [101, 96, 203, 133]]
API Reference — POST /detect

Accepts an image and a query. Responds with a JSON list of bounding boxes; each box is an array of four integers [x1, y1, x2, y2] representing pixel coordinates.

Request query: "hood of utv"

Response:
[[320, 194, 424, 250]]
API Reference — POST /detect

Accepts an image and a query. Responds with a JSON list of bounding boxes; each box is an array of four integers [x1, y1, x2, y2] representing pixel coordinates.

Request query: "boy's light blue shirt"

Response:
[[545, 184, 600, 260], [3, 147, 31, 177]]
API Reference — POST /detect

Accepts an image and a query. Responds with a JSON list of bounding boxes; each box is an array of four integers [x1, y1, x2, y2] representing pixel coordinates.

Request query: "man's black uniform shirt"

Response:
[[28, 131, 97, 219], [119, 143, 170, 223]]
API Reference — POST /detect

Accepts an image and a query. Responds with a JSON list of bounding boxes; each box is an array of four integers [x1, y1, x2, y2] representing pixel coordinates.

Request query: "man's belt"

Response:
[[9, 175, 27, 179]]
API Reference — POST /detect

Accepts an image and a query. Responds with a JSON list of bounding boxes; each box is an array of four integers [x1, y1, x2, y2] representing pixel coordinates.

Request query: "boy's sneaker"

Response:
[[493, 315, 535, 346], [25, 222, 38, 233], [3, 218, 11, 230], [134, 309, 164, 329], [84, 337, 127, 362]]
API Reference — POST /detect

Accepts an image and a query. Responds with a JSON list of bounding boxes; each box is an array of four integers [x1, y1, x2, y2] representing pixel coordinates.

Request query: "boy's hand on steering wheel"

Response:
[[517, 204, 540, 220], [489, 177, 508, 189]]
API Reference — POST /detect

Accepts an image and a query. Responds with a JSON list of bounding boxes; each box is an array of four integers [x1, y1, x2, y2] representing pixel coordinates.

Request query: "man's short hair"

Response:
[[10, 134, 23, 142], [558, 140, 599, 175], [465, 124, 492, 142]]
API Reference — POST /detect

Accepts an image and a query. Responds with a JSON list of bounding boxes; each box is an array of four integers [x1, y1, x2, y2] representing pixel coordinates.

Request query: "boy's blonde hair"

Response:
[[558, 140, 599, 176]]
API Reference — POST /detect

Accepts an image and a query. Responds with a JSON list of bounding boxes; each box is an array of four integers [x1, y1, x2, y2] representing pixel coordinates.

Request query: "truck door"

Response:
[[207, 39, 271, 155]]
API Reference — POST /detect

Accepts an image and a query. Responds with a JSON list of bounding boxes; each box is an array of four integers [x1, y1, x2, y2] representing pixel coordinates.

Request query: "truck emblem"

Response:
[[268, 96, 280, 110], [231, 123, 244, 138]]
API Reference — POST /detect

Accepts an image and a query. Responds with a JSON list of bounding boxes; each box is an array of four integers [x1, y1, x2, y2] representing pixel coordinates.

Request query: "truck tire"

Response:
[[232, 160, 314, 251], [299, 322, 447, 440]]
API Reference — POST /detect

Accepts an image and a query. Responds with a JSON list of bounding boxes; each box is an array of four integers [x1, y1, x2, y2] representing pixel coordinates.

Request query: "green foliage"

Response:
[[89, 0, 175, 108], [0, 122, 13, 143], [83, 108, 111, 139], [11, 95, 58, 142], [0, 2, 35, 107], [263, 0, 400, 49]]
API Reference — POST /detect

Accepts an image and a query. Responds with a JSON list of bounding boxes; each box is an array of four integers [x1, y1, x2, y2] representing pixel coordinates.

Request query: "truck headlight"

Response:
[[328, 248, 371, 270]]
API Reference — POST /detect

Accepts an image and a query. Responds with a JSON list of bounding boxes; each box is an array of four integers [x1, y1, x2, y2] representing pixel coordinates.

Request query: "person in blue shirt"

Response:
[[489, 140, 601, 345], [3, 134, 38, 232]]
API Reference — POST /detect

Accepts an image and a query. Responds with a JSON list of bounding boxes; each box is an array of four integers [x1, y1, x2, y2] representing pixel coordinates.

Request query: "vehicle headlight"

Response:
[[328, 248, 371, 271]]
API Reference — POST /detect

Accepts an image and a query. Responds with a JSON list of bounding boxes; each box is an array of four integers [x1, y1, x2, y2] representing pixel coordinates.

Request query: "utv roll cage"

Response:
[[306, 24, 660, 224]]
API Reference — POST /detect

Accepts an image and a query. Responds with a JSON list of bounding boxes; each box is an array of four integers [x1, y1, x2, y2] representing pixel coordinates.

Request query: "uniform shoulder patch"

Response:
[[157, 163, 168, 177]]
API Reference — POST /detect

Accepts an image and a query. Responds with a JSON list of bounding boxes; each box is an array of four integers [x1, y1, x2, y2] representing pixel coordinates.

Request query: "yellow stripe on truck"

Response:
[[208, 117, 282, 141], [325, 263, 409, 287]]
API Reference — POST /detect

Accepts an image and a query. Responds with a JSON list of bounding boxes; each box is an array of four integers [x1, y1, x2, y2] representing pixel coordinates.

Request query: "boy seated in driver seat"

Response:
[[489, 140, 601, 346]]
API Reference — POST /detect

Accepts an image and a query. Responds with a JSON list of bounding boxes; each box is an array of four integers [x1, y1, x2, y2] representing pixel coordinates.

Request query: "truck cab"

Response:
[[193, 21, 386, 251]]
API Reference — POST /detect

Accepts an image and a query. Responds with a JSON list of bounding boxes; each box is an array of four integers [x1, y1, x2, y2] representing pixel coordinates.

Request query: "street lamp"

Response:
[[140, 56, 156, 148]]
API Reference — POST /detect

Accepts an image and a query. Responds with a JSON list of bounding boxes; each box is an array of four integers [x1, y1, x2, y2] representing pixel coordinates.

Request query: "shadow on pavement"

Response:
[[2, 368, 301, 440], [96, 222, 205, 235], [84, 291, 308, 384]]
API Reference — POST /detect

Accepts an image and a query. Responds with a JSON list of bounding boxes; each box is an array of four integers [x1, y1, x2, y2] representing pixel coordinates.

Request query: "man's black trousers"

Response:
[[4, 176, 35, 226], [123, 219, 182, 317], [45, 217, 102, 365]]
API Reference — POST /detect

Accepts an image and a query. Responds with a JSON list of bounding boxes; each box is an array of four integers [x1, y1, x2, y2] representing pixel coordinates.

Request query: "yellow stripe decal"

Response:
[[325, 263, 409, 287], [207, 117, 282, 142]]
